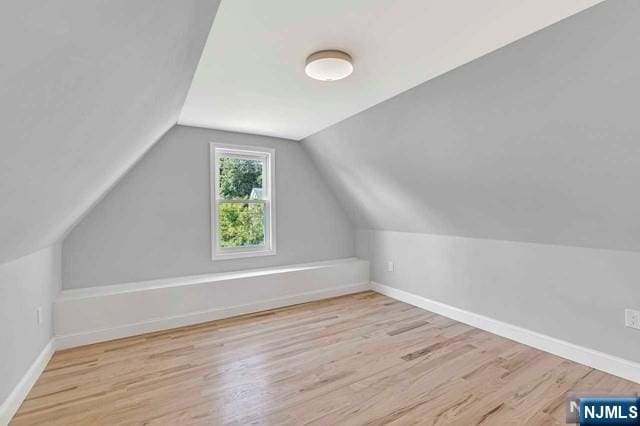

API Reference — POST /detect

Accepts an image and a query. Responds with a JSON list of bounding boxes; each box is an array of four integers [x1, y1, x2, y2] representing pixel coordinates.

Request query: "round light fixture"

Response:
[[305, 50, 353, 81]]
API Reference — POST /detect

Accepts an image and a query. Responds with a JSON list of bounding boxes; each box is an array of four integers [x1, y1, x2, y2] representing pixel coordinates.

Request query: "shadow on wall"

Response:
[[304, 137, 455, 234]]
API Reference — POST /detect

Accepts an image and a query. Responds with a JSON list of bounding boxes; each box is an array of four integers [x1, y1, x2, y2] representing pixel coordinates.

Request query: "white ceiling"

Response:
[[179, 0, 604, 140]]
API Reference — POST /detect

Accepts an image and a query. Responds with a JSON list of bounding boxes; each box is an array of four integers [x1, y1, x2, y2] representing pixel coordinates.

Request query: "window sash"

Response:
[[216, 154, 268, 201], [211, 143, 275, 260], [216, 199, 266, 204]]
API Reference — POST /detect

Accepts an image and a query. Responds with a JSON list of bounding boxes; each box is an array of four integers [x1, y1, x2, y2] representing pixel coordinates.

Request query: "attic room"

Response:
[[1, 0, 639, 424]]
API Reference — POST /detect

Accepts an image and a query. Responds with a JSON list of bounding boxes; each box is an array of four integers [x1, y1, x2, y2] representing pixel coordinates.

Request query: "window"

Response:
[[211, 143, 275, 260]]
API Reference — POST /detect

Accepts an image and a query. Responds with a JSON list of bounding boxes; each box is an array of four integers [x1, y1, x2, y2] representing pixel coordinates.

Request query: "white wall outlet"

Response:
[[387, 261, 394, 272], [36, 307, 43, 325], [625, 309, 640, 330]]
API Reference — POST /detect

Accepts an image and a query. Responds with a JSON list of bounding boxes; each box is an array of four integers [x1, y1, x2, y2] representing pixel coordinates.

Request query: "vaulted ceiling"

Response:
[[2, 0, 632, 266], [303, 0, 640, 252], [180, 0, 603, 140], [0, 0, 220, 263]]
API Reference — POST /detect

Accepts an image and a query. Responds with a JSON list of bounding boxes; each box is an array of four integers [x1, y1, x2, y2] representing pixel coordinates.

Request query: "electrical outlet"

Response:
[[625, 309, 640, 330], [387, 261, 394, 272], [36, 307, 43, 325]]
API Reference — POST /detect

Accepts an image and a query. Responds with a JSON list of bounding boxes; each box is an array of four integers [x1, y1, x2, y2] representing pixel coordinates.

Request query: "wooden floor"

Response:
[[12, 291, 640, 425]]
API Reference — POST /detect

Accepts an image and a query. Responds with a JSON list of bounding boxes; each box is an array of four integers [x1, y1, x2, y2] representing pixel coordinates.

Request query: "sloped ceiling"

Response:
[[0, 0, 220, 263], [179, 0, 604, 140], [303, 0, 640, 252]]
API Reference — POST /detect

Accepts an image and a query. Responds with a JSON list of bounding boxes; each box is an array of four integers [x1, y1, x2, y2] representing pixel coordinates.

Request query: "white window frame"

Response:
[[210, 143, 276, 260]]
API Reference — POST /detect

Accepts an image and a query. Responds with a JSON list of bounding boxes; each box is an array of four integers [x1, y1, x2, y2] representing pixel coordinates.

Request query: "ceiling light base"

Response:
[[305, 50, 353, 81]]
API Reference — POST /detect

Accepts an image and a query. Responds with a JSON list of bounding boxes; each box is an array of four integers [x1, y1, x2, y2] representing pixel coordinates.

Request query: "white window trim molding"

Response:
[[210, 142, 276, 261]]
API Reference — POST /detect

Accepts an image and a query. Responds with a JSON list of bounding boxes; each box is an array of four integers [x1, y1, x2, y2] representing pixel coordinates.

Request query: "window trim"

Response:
[[210, 142, 276, 261]]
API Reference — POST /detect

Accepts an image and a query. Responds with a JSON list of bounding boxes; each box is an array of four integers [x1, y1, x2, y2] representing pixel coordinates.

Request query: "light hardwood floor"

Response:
[[12, 291, 640, 425]]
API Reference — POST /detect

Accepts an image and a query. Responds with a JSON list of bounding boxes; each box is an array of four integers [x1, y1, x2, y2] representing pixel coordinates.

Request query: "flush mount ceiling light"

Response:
[[305, 50, 353, 81]]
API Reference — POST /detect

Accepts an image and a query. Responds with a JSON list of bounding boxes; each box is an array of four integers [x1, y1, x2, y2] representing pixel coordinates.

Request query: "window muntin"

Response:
[[211, 144, 275, 259]]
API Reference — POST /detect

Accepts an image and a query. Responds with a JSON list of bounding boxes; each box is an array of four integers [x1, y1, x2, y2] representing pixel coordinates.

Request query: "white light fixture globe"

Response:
[[305, 50, 353, 81]]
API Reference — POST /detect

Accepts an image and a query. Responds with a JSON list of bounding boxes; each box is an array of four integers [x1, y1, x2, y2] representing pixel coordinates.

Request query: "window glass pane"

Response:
[[218, 202, 265, 248], [218, 156, 263, 200]]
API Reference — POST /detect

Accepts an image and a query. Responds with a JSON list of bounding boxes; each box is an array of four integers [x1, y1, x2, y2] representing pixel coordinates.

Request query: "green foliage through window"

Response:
[[219, 203, 265, 248], [219, 157, 262, 199], [217, 155, 266, 248]]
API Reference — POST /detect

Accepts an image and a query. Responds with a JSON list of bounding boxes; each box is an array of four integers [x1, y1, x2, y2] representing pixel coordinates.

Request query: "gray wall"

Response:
[[362, 230, 640, 363], [63, 126, 355, 289], [302, 0, 640, 364], [303, 0, 640, 252], [0, 0, 219, 264], [0, 246, 61, 403]]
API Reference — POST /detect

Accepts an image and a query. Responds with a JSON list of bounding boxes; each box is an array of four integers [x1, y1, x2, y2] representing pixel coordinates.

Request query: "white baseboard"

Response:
[[1, 262, 369, 425], [7, 280, 638, 425], [56, 281, 370, 349], [371, 282, 640, 384], [54, 258, 370, 350], [0, 339, 55, 426]]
